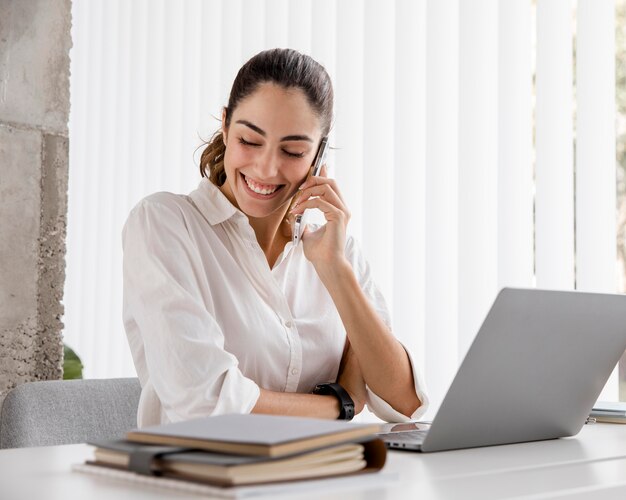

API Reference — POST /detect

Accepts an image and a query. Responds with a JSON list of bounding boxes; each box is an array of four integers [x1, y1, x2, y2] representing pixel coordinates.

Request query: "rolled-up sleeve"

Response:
[[123, 197, 260, 424], [344, 237, 429, 422], [365, 342, 429, 422]]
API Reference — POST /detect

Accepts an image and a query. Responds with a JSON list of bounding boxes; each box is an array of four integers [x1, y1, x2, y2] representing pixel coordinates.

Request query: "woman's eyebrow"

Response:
[[281, 134, 313, 143], [236, 120, 266, 136], [235, 120, 313, 143]]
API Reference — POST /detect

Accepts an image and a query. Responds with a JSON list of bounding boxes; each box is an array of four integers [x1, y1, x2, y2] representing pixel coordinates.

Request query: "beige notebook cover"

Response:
[[89, 438, 387, 486]]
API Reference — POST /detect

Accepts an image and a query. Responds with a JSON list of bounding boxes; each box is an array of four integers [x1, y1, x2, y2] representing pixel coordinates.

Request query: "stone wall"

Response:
[[0, 0, 71, 400]]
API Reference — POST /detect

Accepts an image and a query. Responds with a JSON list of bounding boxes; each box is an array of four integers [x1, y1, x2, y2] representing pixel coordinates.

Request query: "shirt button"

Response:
[[284, 320, 293, 329], [291, 368, 299, 375]]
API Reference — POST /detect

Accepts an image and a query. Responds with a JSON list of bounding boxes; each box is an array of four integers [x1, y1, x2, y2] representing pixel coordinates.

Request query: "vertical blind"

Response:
[[66, 0, 619, 417]]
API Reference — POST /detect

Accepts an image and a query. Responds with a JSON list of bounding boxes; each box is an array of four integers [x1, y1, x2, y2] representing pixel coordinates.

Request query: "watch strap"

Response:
[[313, 383, 355, 421]]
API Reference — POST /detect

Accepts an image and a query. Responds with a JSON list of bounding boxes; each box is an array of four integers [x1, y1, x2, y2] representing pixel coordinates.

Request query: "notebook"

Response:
[[85, 437, 386, 486], [72, 461, 397, 499], [79, 414, 386, 489], [125, 414, 381, 457], [590, 401, 626, 423], [378, 288, 626, 452]]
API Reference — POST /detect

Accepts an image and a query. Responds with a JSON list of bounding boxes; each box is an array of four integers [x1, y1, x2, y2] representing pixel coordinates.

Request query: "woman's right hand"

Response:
[[337, 340, 367, 415]]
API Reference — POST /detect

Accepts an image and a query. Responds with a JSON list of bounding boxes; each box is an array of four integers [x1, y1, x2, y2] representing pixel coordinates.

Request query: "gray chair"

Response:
[[0, 377, 141, 449]]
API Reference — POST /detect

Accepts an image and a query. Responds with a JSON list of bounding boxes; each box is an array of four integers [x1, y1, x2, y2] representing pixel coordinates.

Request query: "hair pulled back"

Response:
[[199, 48, 334, 185]]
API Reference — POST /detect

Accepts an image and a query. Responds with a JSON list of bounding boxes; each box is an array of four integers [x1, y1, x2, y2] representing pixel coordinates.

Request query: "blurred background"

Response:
[[63, 0, 625, 419]]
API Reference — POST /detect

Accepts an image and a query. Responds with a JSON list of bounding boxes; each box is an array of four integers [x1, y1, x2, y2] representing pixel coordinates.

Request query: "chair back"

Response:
[[0, 378, 141, 449]]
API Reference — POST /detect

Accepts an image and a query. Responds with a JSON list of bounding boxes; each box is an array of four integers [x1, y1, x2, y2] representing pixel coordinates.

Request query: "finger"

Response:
[[300, 168, 329, 190], [291, 189, 350, 222], [290, 197, 348, 223], [300, 174, 346, 204], [299, 176, 345, 203], [299, 223, 325, 245], [295, 183, 347, 214], [289, 189, 304, 210]]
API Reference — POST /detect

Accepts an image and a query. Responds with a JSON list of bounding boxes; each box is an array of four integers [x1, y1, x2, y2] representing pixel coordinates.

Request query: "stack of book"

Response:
[[77, 414, 387, 489], [590, 401, 626, 423]]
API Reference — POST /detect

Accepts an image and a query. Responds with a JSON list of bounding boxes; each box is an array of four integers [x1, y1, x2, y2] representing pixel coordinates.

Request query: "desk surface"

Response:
[[3, 423, 626, 499]]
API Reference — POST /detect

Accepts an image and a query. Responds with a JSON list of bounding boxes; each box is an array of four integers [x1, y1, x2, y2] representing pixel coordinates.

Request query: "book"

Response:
[[85, 436, 387, 487], [125, 413, 382, 458], [72, 460, 397, 498], [590, 401, 626, 423]]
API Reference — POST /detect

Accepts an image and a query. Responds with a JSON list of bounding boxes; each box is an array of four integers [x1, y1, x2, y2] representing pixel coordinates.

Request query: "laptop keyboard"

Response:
[[379, 430, 429, 445]]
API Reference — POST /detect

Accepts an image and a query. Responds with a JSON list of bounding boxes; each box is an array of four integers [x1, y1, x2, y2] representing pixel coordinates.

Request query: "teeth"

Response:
[[244, 175, 279, 195]]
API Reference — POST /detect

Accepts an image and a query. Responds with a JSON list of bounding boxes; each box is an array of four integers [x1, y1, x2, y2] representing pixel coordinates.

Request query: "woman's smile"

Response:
[[240, 172, 286, 200]]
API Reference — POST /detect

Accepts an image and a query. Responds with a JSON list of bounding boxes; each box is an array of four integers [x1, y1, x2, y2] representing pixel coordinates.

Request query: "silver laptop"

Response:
[[379, 288, 626, 452]]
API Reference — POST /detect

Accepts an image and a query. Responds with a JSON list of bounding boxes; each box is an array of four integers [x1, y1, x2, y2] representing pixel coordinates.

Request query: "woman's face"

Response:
[[220, 82, 323, 220]]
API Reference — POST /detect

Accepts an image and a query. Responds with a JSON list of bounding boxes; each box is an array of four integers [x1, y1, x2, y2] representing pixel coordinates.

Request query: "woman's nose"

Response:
[[256, 149, 280, 179]]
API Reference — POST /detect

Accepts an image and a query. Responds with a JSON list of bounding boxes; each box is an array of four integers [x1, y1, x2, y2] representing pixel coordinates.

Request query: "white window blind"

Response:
[[576, 0, 617, 293], [498, 0, 534, 292], [394, 0, 426, 384], [458, 0, 499, 368], [535, 0, 576, 290], [575, 0, 618, 398], [66, 0, 620, 416], [424, 0, 459, 414]]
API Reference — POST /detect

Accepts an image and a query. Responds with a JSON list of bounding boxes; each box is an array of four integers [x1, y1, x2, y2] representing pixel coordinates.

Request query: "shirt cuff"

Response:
[[155, 366, 262, 425], [365, 341, 429, 423]]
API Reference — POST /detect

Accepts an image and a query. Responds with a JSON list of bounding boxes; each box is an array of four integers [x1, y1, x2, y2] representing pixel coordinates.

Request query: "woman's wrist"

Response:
[[313, 256, 352, 285], [253, 388, 341, 419], [318, 393, 341, 419], [313, 383, 355, 420]]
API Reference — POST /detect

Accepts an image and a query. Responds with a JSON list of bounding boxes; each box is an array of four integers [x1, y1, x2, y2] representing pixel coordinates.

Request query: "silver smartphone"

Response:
[[292, 137, 329, 246]]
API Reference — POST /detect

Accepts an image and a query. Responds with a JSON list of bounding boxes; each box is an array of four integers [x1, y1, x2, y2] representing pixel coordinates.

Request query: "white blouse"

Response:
[[122, 178, 428, 427]]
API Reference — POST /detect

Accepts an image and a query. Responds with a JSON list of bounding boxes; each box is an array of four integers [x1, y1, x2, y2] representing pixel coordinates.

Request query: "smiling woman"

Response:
[[219, 84, 320, 227], [121, 48, 428, 428]]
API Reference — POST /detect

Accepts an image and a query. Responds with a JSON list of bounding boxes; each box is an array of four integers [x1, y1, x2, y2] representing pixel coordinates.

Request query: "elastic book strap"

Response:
[[128, 446, 192, 476]]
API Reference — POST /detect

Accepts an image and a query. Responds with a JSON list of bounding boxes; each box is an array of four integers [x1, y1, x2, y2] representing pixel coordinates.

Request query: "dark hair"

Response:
[[199, 48, 334, 185]]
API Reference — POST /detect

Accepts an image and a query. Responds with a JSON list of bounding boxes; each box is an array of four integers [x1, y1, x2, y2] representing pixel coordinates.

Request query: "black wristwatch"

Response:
[[313, 383, 355, 421]]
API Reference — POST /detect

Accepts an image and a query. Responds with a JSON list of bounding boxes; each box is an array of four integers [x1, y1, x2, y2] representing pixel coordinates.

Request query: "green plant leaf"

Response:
[[63, 344, 84, 380]]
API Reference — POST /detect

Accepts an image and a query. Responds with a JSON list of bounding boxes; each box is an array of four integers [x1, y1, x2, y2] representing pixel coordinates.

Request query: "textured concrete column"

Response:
[[0, 0, 72, 400]]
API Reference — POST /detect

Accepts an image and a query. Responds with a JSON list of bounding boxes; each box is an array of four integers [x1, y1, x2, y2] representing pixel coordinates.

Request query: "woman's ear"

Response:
[[221, 108, 228, 145]]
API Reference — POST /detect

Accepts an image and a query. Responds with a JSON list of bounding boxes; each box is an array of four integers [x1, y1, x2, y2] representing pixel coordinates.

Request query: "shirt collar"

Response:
[[189, 178, 245, 226]]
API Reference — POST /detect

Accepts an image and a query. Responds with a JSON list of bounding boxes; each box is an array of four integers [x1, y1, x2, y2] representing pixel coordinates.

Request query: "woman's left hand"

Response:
[[289, 165, 351, 270]]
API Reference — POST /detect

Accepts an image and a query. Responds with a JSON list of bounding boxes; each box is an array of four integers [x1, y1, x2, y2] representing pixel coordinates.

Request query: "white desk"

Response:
[[3, 423, 626, 499]]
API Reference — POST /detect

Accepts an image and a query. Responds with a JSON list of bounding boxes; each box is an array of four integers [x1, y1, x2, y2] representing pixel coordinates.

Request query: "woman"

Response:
[[123, 48, 428, 427]]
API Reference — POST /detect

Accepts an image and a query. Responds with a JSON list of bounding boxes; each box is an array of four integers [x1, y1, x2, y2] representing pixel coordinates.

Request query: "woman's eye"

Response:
[[239, 137, 304, 158], [238, 137, 260, 147], [283, 150, 305, 159]]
